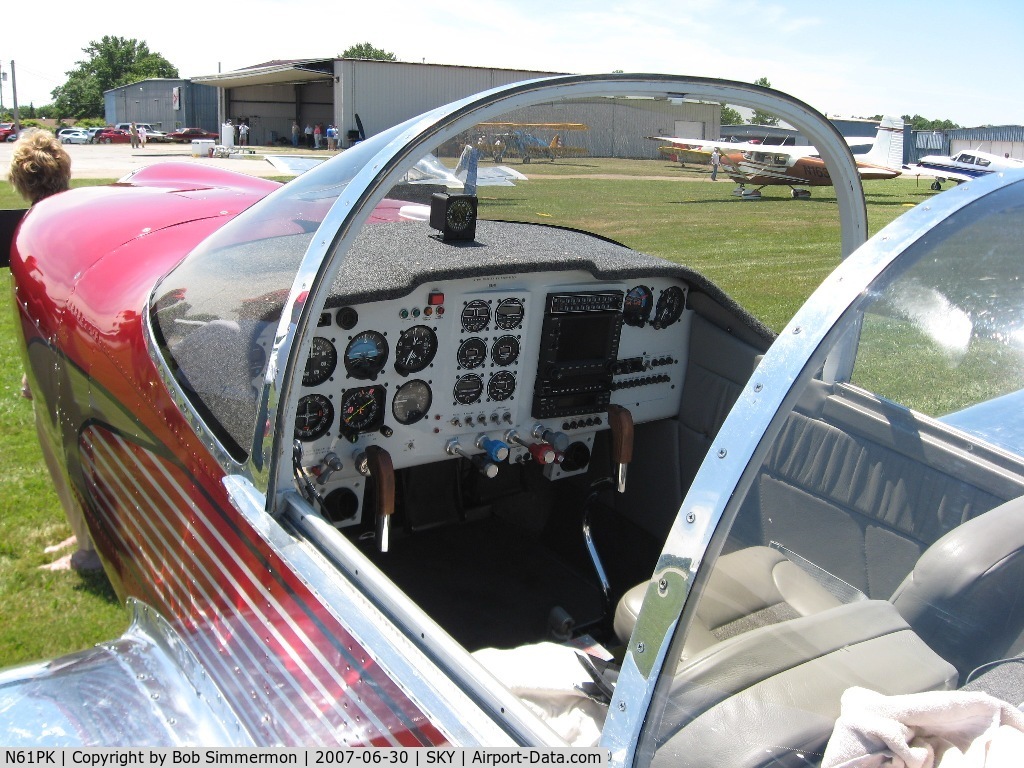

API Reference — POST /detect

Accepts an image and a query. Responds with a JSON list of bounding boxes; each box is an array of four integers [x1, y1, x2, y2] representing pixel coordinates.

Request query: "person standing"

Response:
[[7, 131, 102, 572], [138, 124, 148, 148], [292, 121, 300, 147], [304, 123, 313, 148], [129, 122, 139, 149], [239, 122, 249, 146], [314, 123, 322, 150], [710, 148, 721, 181]]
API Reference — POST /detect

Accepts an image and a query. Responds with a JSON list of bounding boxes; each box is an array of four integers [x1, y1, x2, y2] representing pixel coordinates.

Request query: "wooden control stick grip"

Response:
[[607, 404, 634, 493], [607, 404, 634, 465], [365, 445, 395, 552]]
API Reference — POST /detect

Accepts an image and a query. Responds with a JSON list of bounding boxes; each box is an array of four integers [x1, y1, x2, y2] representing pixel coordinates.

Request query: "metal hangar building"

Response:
[[190, 58, 723, 156]]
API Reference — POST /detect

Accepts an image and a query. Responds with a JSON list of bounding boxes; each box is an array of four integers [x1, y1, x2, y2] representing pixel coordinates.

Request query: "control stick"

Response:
[[354, 446, 395, 553], [607, 404, 634, 493]]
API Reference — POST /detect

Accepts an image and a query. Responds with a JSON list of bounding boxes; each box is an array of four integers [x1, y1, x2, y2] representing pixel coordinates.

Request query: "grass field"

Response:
[[0, 162, 938, 668]]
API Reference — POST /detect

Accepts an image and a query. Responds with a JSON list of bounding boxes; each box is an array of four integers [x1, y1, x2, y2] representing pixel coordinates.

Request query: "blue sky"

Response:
[[5, 1, 1022, 127]]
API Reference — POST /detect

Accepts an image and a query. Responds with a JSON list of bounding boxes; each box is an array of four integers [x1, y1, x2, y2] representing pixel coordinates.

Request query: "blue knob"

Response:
[[477, 435, 509, 462]]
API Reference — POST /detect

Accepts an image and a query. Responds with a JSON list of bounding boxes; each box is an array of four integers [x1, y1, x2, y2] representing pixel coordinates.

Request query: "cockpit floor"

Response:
[[363, 517, 606, 651]]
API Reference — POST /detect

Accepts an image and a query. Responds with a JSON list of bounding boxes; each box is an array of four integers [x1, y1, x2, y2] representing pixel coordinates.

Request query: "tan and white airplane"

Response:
[[654, 115, 904, 198]]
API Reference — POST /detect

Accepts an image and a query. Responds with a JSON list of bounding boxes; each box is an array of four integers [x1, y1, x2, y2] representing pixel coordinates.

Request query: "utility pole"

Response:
[[11, 60, 21, 131], [1, 62, 5, 111]]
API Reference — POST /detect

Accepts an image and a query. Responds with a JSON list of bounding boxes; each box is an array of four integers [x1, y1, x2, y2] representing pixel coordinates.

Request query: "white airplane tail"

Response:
[[859, 116, 904, 170]]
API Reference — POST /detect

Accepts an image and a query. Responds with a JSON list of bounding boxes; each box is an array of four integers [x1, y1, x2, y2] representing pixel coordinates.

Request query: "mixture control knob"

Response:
[[532, 424, 571, 453]]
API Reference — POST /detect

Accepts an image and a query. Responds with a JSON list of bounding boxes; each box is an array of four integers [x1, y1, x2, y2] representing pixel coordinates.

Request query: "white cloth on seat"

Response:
[[822, 686, 1024, 768], [472, 642, 606, 747]]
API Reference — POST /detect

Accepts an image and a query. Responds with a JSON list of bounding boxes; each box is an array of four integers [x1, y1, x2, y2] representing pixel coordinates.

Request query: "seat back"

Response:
[[891, 496, 1024, 676]]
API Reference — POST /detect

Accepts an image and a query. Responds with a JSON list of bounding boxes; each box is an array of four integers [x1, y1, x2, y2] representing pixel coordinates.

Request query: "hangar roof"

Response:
[[191, 59, 335, 89]]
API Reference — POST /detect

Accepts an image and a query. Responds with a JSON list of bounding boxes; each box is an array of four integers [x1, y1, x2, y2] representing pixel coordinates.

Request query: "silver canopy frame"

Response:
[[246, 74, 871, 760]]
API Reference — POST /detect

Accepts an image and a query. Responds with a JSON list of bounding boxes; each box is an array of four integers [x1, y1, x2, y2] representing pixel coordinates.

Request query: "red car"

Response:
[[166, 127, 220, 142], [94, 128, 133, 144], [0, 123, 16, 142]]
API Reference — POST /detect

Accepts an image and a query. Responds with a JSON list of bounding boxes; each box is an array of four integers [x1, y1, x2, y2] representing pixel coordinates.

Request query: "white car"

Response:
[[58, 129, 91, 145]]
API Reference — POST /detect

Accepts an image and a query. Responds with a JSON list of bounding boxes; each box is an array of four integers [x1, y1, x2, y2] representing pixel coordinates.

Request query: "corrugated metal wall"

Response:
[[337, 61, 562, 147], [459, 99, 720, 159], [908, 126, 1024, 162], [105, 80, 218, 133], [948, 125, 1024, 160]]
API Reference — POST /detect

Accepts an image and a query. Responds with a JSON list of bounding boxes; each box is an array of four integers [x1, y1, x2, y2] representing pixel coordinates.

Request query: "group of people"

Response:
[[128, 122, 147, 149], [291, 121, 341, 150], [6, 130, 101, 572]]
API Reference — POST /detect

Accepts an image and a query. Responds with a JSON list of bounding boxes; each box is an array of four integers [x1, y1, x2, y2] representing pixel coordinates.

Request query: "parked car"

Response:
[[86, 126, 109, 143], [6, 128, 40, 143], [93, 128, 133, 144], [6, 75, 1024, 765], [1, 122, 17, 141], [58, 129, 91, 145], [165, 127, 220, 142]]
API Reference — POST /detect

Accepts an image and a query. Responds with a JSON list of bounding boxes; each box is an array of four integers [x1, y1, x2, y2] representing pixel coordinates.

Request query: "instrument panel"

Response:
[[293, 270, 692, 527]]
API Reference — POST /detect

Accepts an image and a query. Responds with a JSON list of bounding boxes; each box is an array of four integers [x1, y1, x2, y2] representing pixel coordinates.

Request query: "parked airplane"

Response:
[[8, 77, 1024, 765], [654, 116, 904, 198], [475, 122, 589, 162], [903, 149, 1024, 190]]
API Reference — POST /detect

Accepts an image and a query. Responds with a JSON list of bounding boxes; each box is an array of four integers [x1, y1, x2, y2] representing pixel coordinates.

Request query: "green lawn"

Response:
[[0, 165, 936, 668]]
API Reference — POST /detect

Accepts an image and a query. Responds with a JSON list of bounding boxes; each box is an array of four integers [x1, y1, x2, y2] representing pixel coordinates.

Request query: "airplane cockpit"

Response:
[[145, 77, 1024, 764]]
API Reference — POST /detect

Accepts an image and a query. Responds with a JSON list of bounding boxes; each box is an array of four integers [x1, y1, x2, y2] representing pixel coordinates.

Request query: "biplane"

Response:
[[475, 122, 589, 162]]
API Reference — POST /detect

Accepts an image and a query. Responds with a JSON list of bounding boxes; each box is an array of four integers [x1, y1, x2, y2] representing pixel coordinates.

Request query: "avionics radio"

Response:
[[531, 291, 624, 419]]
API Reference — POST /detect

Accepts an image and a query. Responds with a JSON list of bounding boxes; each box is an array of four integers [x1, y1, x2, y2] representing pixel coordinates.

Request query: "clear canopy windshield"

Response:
[[640, 176, 1024, 767], [149, 122, 413, 459]]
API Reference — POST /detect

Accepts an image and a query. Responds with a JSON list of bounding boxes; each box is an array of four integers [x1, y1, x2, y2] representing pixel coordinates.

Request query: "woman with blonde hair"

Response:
[[7, 129, 72, 205], [8, 129, 98, 571]]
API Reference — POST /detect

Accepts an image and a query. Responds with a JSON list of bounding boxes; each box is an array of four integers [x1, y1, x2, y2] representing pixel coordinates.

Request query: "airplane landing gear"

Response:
[[930, 181, 942, 191], [733, 185, 763, 200], [791, 188, 811, 199]]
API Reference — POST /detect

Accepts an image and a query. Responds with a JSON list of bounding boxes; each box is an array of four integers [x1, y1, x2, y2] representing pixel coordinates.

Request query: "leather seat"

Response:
[[614, 545, 844, 658], [615, 496, 1024, 675], [891, 494, 1024, 677]]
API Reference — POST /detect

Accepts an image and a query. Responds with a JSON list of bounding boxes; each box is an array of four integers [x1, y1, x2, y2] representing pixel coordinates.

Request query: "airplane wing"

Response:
[[899, 163, 975, 184], [265, 152, 527, 188], [652, 136, 817, 160]]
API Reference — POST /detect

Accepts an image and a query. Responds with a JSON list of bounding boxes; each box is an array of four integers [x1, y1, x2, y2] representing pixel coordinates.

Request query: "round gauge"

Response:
[[487, 370, 516, 401], [461, 300, 491, 333], [623, 285, 654, 328], [653, 286, 685, 329], [447, 197, 476, 233], [302, 336, 338, 386], [453, 374, 484, 405], [344, 330, 389, 379], [491, 335, 520, 367], [392, 380, 432, 425], [339, 386, 385, 433], [295, 393, 334, 442], [495, 298, 525, 330], [394, 325, 437, 375], [457, 337, 488, 369]]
